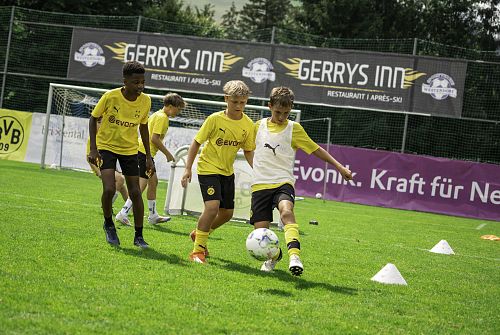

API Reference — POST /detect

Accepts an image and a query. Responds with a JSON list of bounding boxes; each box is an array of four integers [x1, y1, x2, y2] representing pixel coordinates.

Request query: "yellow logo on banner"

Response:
[[0, 109, 33, 161]]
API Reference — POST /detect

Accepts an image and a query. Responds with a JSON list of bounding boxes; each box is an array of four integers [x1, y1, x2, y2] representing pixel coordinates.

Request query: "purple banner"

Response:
[[294, 145, 500, 221]]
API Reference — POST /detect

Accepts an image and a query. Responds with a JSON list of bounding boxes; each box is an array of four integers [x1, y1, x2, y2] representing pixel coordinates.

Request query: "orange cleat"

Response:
[[189, 251, 207, 264]]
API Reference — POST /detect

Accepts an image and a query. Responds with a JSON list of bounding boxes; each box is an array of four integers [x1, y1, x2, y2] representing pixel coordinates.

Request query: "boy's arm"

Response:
[[181, 139, 201, 188], [139, 123, 154, 177], [312, 147, 353, 181], [243, 150, 254, 168], [151, 133, 174, 162], [88, 116, 101, 166]]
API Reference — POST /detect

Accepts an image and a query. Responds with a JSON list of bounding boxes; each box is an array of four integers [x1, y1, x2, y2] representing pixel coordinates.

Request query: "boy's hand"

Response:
[[87, 149, 102, 167], [181, 169, 192, 188], [166, 152, 174, 162], [145, 156, 155, 178], [340, 166, 353, 181]]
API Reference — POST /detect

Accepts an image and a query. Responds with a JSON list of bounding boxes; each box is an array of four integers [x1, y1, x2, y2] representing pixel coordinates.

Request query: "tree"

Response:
[[221, 2, 241, 40], [294, 0, 500, 50], [237, 0, 292, 39], [0, 0, 153, 15]]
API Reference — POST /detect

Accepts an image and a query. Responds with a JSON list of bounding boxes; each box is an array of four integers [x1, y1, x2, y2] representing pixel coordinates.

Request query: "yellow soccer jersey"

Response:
[[251, 119, 319, 192], [91, 88, 151, 155], [138, 109, 169, 157], [195, 111, 255, 176]]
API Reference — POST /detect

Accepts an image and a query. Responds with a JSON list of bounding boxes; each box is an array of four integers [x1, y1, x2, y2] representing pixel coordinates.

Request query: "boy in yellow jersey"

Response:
[[86, 117, 129, 214], [250, 87, 352, 276], [115, 92, 186, 225], [181, 80, 255, 263], [88, 61, 154, 248]]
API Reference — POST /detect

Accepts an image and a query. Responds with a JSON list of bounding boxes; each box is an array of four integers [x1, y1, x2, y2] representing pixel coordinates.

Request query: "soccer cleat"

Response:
[[115, 212, 131, 226], [148, 214, 171, 225], [189, 229, 210, 257], [133, 236, 149, 249], [260, 248, 282, 272], [189, 251, 207, 264], [289, 254, 304, 276], [103, 223, 120, 246]]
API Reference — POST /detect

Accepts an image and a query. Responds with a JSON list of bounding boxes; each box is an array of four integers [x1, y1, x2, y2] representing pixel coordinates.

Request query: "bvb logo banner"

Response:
[[0, 109, 33, 161]]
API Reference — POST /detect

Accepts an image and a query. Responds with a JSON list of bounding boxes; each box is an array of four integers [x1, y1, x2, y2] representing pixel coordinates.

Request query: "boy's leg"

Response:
[[116, 155, 146, 226], [275, 184, 303, 276], [99, 150, 120, 246], [120, 153, 148, 248], [250, 189, 282, 272], [189, 200, 219, 263], [115, 171, 129, 201], [147, 174, 170, 224], [189, 174, 223, 263], [206, 174, 235, 231]]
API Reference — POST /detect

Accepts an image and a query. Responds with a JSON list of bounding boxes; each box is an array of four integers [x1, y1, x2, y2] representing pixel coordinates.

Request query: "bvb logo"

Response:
[[207, 187, 215, 196], [0, 116, 24, 154]]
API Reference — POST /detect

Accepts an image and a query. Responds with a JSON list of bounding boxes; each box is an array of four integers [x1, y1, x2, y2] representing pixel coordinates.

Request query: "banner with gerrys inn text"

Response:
[[68, 28, 467, 117]]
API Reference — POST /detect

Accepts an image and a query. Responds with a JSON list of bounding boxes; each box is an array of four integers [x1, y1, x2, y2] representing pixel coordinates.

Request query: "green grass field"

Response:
[[0, 160, 499, 334]]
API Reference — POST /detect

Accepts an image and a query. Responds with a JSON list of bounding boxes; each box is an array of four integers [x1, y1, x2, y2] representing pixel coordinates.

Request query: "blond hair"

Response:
[[223, 80, 251, 96], [269, 87, 294, 107], [163, 92, 185, 108]]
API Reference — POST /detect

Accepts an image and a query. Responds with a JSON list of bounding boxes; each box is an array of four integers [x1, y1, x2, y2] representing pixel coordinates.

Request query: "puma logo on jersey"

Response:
[[264, 143, 279, 156], [219, 128, 226, 133], [113, 106, 120, 113]]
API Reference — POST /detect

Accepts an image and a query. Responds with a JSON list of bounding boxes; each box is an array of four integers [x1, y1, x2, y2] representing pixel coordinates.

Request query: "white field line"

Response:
[[329, 236, 500, 262], [0, 191, 98, 208], [303, 206, 495, 231], [476, 223, 487, 230]]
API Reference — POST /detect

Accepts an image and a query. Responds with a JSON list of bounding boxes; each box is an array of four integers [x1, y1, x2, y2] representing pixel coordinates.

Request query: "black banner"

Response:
[[68, 28, 467, 117]]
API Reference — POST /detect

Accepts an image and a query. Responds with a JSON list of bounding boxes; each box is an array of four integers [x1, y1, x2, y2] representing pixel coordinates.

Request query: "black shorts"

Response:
[[99, 150, 139, 176], [138, 151, 156, 179], [250, 183, 295, 224], [198, 174, 235, 209]]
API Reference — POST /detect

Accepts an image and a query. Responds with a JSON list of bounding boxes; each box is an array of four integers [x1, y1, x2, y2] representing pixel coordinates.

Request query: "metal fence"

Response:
[[1, 6, 499, 164]]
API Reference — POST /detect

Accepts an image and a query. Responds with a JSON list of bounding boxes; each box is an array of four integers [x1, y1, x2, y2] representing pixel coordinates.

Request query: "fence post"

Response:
[[137, 15, 142, 32], [0, 6, 15, 108], [401, 38, 419, 153]]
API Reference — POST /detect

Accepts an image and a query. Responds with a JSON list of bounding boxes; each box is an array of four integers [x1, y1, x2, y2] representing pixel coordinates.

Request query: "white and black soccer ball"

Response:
[[246, 228, 280, 261]]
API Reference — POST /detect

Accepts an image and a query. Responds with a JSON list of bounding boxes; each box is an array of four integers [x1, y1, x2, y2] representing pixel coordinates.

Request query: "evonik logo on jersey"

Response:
[[108, 115, 137, 128], [215, 138, 240, 147]]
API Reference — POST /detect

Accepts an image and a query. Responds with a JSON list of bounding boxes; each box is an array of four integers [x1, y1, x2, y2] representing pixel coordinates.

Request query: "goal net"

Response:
[[43, 83, 301, 221]]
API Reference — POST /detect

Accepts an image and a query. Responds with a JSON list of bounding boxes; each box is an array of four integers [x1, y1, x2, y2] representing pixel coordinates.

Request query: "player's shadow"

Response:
[[211, 257, 357, 295], [120, 247, 188, 266], [149, 225, 223, 241], [259, 288, 293, 297]]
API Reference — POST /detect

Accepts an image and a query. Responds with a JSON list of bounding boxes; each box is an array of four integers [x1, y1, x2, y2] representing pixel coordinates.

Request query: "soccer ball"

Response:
[[315, 192, 322, 199], [246, 228, 280, 261]]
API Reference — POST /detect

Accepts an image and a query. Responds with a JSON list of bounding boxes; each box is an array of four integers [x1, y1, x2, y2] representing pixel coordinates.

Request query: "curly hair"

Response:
[[269, 87, 294, 107], [122, 60, 145, 77], [223, 80, 251, 96]]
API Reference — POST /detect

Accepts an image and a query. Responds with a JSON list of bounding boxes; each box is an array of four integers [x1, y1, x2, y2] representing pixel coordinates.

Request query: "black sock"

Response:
[[104, 216, 114, 227], [135, 226, 143, 238]]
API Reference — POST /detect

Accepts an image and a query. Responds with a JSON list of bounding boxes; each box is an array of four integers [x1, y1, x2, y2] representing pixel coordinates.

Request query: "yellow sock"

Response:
[[193, 229, 209, 253], [284, 223, 300, 256]]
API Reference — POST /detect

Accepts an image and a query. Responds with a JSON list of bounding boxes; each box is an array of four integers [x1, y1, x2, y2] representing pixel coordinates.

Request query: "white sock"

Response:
[[148, 199, 157, 217], [111, 192, 119, 204], [121, 198, 133, 216]]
